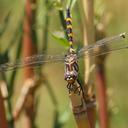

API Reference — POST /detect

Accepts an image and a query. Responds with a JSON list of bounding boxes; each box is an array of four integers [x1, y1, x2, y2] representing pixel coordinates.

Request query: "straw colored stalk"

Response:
[[69, 81, 91, 128], [0, 87, 8, 128], [82, 0, 96, 127], [22, 0, 37, 127], [13, 77, 42, 120]]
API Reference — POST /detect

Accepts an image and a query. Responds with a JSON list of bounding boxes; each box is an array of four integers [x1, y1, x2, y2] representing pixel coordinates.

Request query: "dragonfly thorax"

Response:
[[64, 51, 79, 84]]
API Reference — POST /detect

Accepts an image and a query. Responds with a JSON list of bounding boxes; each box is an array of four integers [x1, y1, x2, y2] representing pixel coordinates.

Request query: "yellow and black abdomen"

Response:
[[66, 9, 73, 47]]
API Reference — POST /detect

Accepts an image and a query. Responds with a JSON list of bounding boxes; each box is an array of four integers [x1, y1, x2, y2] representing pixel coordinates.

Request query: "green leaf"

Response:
[[51, 31, 69, 48]]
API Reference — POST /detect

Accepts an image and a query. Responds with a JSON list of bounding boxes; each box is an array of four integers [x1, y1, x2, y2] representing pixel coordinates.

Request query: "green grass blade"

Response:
[[51, 32, 69, 48]]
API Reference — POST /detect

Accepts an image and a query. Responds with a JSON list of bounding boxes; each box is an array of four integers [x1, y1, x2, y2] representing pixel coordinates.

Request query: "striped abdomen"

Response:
[[66, 9, 73, 47]]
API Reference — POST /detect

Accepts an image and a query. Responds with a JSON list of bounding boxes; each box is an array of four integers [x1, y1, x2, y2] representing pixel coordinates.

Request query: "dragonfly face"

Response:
[[64, 50, 79, 84]]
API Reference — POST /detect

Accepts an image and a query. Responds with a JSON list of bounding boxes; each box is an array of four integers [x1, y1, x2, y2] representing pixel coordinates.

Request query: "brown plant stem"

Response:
[[22, 0, 37, 127], [95, 26, 109, 128], [82, 0, 96, 127], [96, 65, 108, 128], [69, 81, 91, 128], [0, 88, 8, 128], [13, 77, 42, 120]]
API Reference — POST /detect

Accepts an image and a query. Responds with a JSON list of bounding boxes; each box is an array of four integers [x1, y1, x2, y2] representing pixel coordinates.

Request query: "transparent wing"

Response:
[[0, 54, 65, 72], [79, 45, 128, 59], [78, 32, 127, 58], [78, 32, 126, 55]]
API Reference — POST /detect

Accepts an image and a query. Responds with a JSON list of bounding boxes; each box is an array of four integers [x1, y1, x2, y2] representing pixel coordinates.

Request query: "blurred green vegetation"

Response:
[[0, 0, 128, 128]]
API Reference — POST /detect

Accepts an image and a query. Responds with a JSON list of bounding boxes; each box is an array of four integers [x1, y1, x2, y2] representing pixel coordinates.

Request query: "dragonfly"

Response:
[[0, 9, 127, 94]]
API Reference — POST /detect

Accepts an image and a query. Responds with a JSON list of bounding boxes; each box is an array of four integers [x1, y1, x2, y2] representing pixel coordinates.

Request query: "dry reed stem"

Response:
[[82, 0, 95, 83], [13, 77, 42, 120], [95, 24, 109, 128], [0, 81, 8, 99], [22, 0, 37, 127], [0, 87, 8, 128], [69, 81, 91, 128], [82, 0, 96, 127]]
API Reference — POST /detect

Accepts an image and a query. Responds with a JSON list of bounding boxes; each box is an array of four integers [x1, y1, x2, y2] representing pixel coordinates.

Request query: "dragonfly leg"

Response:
[[76, 79, 96, 108], [76, 79, 84, 95], [74, 83, 82, 95], [67, 83, 72, 94], [67, 83, 80, 94]]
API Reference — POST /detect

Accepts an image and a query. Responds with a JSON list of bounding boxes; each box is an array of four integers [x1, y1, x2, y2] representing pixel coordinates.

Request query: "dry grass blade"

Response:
[[13, 77, 42, 120], [82, 0, 96, 127]]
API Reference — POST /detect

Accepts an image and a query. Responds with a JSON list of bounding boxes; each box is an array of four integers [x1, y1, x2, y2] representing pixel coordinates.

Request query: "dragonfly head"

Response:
[[65, 74, 76, 84], [64, 52, 78, 84]]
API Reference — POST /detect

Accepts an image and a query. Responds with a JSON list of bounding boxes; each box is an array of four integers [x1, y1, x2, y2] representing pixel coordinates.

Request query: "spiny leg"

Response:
[[77, 79, 96, 108], [67, 83, 72, 94], [75, 79, 84, 95]]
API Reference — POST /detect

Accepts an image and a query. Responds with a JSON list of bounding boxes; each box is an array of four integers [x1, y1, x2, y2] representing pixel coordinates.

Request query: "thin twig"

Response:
[[82, 0, 96, 127]]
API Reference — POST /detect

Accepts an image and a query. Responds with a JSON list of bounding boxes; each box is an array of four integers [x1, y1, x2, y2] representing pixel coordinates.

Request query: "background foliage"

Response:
[[0, 0, 128, 128]]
